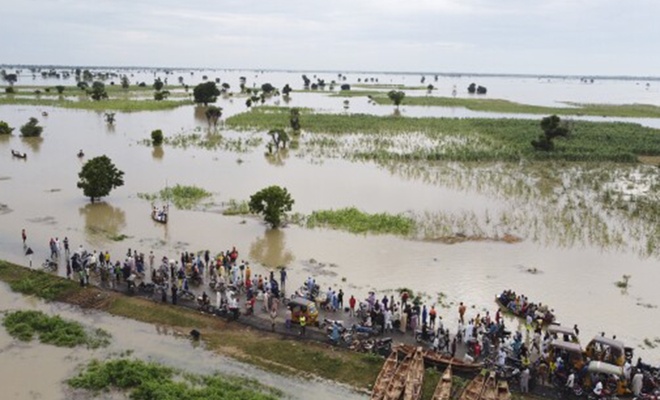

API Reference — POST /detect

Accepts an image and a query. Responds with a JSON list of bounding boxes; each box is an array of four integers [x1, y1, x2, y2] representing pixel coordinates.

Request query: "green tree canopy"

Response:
[[77, 155, 125, 203], [387, 90, 405, 108], [531, 114, 571, 151], [248, 186, 294, 228], [0, 121, 14, 135], [121, 75, 130, 89], [193, 81, 220, 106], [20, 117, 43, 137], [88, 81, 108, 101], [151, 129, 164, 146], [153, 78, 164, 91]]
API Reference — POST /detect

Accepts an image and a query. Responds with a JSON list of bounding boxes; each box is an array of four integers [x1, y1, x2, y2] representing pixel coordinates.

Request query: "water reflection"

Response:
[[21, 136, 43, 153], [152, 145, 164, 160], [78, 202, 127, 246], [249, 228, 294, 268], [193, 106, 208, 124], [264, 148, 289, 166]]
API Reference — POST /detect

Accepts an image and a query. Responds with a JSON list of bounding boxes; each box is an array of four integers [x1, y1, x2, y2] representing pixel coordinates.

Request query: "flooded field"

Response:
[[1, 69, 660, 368], [0, 281, 367, 399]]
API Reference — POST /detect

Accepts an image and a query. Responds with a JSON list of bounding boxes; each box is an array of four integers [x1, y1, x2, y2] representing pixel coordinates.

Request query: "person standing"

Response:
[[349, 295, 356, 317], [520, 368, 530, 393], [429, 306, 437, 330], [299, 314, 306, 336], [149, 251, 155, 271], [337, 289, 344, 310], [458, 302, 466, 324], [632, 370, 644, 397], [21, 229, 26, 245], [171, 284, 178, 305], [63, 237, 69, 257], [270, 307, 277, 332]]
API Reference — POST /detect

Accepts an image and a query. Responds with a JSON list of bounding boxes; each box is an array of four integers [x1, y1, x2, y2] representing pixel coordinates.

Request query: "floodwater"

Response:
[[1, 70, 660, 369], [0, 281, 367, 400]]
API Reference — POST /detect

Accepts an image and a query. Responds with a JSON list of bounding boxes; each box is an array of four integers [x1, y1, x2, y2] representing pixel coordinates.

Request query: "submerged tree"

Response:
[[121, 75, 130, 89], [77, 155, 125, 203], [267, 129, 289, 151], [531, 115, 571, 151], [387, 90, 405, 108], [20, 117, 43, 137], [0, 121, 14, 135], [289, 108, 301, 131], [467, 83, 477, 94], [249, 185, 295, 228], [151, 129, 164, 146], [204, 106, 223, 128], [104, 112, 116, 125]]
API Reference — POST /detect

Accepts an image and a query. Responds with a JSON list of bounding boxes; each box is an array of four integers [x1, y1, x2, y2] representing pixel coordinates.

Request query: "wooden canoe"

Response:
[[496, 381, 511, 400], [384, 351, 414, 400], [431, 365, 453, 400], [371, 350, 400, 400], [459, 372, 486, 400], [11, 150, 27, 159], [403, 348, 425, 400], [399, 345, 483, 372], [480, 373, 497, 400]]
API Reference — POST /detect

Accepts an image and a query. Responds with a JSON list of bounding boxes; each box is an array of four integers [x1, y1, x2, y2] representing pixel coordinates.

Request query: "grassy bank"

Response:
[[334, 91, 660, 118], [138, 184, 213, 210], [226, 107, 660, 163], [69, 358, 282, 400], [0, 260, 381, 390], [0, 96, 191, 112]]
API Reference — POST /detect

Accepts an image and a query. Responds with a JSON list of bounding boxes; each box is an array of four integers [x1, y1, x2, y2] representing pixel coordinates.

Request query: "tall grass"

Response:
[[0, 96, 191, 112], [306, 207, 416, 235], [227, 107, 660, 163]]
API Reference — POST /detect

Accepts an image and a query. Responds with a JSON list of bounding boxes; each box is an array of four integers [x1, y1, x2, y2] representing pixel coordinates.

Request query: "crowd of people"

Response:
[[21, 229, 660, 399]]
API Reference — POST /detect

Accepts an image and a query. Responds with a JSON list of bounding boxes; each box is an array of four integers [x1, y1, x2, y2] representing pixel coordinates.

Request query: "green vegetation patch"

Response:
[[0, 97, 190, 112], [222, 199, 251, 216], [161, 129, 263, 152], [138, 184, 212, 210], [68, 358, 281, 399], [306, 207, 416, 235], [0, 261, 79, 301], [2, 310, 111, 348], [367, 95, 660, 118], [226, 107, 660, 163]]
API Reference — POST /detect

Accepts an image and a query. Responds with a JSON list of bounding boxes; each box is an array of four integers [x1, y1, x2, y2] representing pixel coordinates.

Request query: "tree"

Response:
[[193, 81, 220, 106], [151, 129, 163, 146], [20, 117, 43, 137], [121, 75, 130, 89], [261, 83, 276, 94], [340, 84, 351, 91], [153, 78, 164, 91], [77, 155, 125, 203], [467, 83, 477, 94], [248, 185, 294, 228], [0, 121, 14, 135], [531, 115, 571, 151], [290, 108, 301, 131], [153, 90, 169, 100], [282, 84, 292, 96], [77, 81, 89, 90], [55, 85, 65, 94], [204, 106, 223, 128], [387, 90, 405, 108], [4, 73, 17, 86], [268, 129, 289, 150], [88, 81, 108, 101], [477, 85, 487, 94]]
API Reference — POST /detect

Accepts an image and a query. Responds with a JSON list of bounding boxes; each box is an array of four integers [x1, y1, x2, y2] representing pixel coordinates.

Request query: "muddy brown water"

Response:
[[0, 282, 368, 400], [1, 73, 660, 367]]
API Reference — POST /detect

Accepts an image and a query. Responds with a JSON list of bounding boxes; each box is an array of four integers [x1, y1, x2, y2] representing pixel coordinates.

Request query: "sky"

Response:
[[2, 0, 659, 76]]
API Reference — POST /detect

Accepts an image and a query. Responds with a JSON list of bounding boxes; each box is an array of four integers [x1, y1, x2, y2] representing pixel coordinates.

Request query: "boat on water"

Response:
[[371, 349, 400, 400], [152, 204, 168, 224], [403, 348, 425, 400], [495, 291, 556, 326], [496, 381, 511, 400], [11, 150, 27, 159], [383, 351, 414, 400], [459, 372, 487, 400], [431, 365, 452, 400]]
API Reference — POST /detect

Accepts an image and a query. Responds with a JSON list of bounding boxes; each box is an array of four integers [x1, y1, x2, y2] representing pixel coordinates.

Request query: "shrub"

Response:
[[151, 129, 163, 146], [20, 117, 43, 137]]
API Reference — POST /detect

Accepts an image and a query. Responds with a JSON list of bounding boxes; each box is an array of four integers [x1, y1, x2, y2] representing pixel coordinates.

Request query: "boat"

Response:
[[399, 345, 484, 372], [496, 381, 511, 400], [458, 372, 486, 400], [403, 348, 424, 400], [77, 149, 84, 158], [384, 351, 414, 400], [11, 150, 27, 159], [480, 373, 497, 400], [152, 204, 168, 224], [431, 365, 452, 400], [371, 349, 401, 400], [495, 292, 556, 326]]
